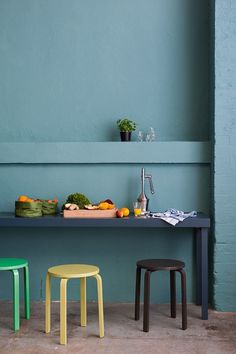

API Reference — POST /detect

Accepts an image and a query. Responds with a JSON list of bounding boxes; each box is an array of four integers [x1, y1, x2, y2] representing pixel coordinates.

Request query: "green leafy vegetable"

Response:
[[62, 193, 91, 210]]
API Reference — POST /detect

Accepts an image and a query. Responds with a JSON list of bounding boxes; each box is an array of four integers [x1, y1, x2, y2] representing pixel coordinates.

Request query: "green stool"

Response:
[[0, 258, 30, 331]]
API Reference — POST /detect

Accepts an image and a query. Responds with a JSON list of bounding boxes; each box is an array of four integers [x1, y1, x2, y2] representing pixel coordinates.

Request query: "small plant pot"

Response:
[[120, 132, 131, 142]]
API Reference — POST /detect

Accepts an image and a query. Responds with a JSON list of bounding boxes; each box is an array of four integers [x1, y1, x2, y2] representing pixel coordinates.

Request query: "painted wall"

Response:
[[214, 0, 236, 311], [0, 0, 209, 142], [0, 1, 210, 303]]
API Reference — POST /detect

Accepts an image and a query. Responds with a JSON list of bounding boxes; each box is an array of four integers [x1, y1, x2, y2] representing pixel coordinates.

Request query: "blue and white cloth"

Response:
[[146, 208, 197, 226]]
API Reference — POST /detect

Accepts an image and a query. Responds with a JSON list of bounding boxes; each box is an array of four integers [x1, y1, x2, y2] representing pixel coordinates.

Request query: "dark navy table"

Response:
[[0, 212, 210, 320]]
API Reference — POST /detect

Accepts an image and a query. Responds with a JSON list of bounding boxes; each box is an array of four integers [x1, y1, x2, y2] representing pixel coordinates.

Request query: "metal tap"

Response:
[[137, 168, 155, 213]]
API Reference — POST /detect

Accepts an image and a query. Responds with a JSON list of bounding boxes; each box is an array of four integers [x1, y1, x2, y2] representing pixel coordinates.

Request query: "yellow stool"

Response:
[[45, 264, 104, 345]]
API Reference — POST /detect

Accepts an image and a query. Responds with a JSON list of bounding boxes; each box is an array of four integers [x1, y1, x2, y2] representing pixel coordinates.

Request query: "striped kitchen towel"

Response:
[[147, 208, 197, 226]]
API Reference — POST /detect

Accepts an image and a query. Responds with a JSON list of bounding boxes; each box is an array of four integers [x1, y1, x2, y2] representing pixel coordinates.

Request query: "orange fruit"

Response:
[[26, 198, 33, 202], [120, 207, 130, 217], [18, 195, 29, 202], [107, 203, 115, 209], [98, 202, 109, 210]]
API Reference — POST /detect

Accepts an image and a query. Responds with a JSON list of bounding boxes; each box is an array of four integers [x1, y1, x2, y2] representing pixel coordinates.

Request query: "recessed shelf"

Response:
[[0, 142, 211, 164]]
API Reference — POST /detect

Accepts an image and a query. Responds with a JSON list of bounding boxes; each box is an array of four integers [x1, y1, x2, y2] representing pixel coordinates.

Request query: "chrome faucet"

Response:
[[137, 168, 155, 213]]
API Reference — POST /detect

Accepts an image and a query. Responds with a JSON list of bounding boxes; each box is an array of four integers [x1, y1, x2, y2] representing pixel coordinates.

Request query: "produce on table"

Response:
[[116, 207, 130, 218], [98, 202, 110, 210], [84, 200, 116, 210], [63, 195, 116, 211], [116, 209, 124, 218], [120, 207, 130, 217], [98, 199, 115, 210], [16, 196, 58, 217], [64, 203, 79, 211], [18, 195, 34, 202], [84, 204, 99, 210], [103, 199, 113, 204], [17, 196, 58, 203], [62, 193, 91, 210]]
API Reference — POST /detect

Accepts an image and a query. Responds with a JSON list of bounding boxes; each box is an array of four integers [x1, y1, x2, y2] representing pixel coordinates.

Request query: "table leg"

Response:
[[195, 228, 202, 306], [200, 227, 208, 320]]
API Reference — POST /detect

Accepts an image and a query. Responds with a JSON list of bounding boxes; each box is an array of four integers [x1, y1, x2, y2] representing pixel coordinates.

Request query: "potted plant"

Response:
[[116, 118, 137, 141]]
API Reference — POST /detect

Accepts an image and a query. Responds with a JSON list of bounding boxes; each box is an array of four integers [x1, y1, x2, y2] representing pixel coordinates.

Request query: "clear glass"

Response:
[[133, 201, 142, 216], [137, 131, 144, 142], [149, 127, 156, 142], [145, 133, 151, 142]]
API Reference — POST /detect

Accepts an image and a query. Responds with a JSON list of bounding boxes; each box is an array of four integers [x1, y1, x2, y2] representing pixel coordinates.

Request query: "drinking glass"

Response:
[[149, 127, 156, 142], [137, 131, 144, 142], [145, 133, 151, 142], [133, 201, 141, 217]]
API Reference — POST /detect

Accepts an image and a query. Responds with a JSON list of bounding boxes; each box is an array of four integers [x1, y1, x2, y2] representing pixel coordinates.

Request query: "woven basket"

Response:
[[15, 201, 43, 217], [42, 201, 57, 215]]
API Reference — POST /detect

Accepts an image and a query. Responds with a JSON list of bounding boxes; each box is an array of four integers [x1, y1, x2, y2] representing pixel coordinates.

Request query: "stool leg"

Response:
[[45, 273, 51, 333], [12, 269, 20, 331], [179, 269, 187, 330], [135, 266, 141, 321], [94, 274, 104, 338], [143, 270, 151, 332], [60, 278, 68, 345], [24, 265, 30, 320], [170, 270, 176, 318], [80, 277, 87, 326]]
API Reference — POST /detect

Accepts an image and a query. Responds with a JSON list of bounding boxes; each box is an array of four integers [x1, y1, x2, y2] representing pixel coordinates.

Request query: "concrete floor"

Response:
[[0, 302, 235, 354]]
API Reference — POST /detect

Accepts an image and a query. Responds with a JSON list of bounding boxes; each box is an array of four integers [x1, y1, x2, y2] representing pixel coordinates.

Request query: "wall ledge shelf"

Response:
[[0, 142, 211, 164]]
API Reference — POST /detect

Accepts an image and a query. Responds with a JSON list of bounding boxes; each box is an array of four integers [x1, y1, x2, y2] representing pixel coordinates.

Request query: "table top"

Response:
[[0, 212, 210, 228]]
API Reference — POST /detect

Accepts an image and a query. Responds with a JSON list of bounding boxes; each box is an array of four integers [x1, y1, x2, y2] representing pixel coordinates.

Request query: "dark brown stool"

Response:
[[135, 259, 187, 332]]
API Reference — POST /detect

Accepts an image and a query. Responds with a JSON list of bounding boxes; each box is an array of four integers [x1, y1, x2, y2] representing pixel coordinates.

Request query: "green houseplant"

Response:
[[116, 118, 137, 141]]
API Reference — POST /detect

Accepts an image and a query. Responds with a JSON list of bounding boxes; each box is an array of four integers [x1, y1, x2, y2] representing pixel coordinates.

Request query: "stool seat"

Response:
[[0, 258, 30, 331], [137, 259, 185, 271], [135, 258, 187, 332], [48, 264, 99, 278], [0, 258, 28, 270], [45, 263, 104, 345]]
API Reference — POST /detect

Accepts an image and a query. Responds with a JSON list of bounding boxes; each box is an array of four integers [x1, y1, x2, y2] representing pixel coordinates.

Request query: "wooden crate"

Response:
[[63, 208, 117, 218]]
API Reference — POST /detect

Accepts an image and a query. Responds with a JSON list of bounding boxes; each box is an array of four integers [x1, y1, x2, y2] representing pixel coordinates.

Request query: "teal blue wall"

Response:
[[0, 0, 209, 142], [214, 0, 236, 311], [0, 1, 210, 303]]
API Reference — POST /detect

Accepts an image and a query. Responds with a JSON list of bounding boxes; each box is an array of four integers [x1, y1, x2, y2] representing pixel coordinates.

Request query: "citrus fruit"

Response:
[[120, 207, 130, 217], [18, 195, 29, 202], [107, 203, 115, 209], [98, 202, 109, 210]]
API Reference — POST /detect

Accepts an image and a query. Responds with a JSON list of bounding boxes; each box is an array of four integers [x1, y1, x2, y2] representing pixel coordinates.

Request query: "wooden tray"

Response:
[[63, 209, 117, 218]]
